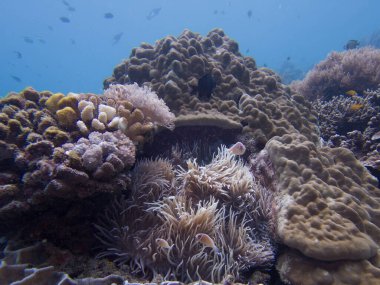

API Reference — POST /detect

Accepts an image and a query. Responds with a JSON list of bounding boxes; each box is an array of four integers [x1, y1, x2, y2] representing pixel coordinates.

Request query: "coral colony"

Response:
[[0, 29, 380, 285]]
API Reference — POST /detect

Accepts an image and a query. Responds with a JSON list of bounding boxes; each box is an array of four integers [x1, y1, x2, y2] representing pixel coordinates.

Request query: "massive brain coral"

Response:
[[104, 28, 319, 147], [0, 85, 173, 231], [258, 133, 380, 284]]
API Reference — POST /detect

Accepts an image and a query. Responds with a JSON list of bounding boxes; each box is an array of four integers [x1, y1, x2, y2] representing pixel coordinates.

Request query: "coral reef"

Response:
[[104, 83, 176, 130], [314, 95, 375, 141], [105, 28, 319, 148], [2, 28, 380, 285], [0, 262, 124, 285], [293, 47, 380, 184], [303, 83, 380, 185], [0, 84, 174, 232], [0, 240, 125, 285], [260, 133, 380, 284], [95, 147, 275, 283], [291, 47, 380, 101], [61, 131, 135, 181]]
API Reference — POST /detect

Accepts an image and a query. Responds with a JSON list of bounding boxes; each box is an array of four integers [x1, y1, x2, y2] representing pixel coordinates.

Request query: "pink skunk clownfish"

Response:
[[155, 238, 171, 250], [228, 142, 246, 155], [195, 233, 221, 255]]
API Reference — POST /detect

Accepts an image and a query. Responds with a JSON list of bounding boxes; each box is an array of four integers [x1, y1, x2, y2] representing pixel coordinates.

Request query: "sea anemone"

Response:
[[95, 147, 276, 282]]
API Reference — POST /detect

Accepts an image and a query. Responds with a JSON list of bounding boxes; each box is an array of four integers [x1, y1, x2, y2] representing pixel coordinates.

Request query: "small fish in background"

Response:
[[371, 131, 380, 141], [350, 103, 364, 111], [247, 10, 252, 18], [38, 38, 46, 44], [146, 7, 161, 20], [62, 0, 75, 12], [195, 233, 221, 254], [286, 56, 291, 61], [112, 32, 123, 45], [344, 39, 360, 50], [104, 12, 114, 19], [155, 238, 171, 250], [70, 38, 76, 45], [345, 90, 358, 97], [59, 16, 71, 23], [10, 75, 22, 83], [246, 48, 250, 53], [24, 37, 34, 44], [13, 51, 22, 59], [228, 142, 246, 155], [213, 9, 218, 15], [48, 25, 54, 31]]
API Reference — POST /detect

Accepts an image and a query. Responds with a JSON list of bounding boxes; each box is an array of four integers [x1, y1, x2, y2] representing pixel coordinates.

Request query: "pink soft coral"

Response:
[[291, 47, 380, 101]]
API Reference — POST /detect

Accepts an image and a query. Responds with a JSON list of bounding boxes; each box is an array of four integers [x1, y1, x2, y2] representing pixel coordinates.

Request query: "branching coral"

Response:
[[314, 94, 378, 141], [311, 86, 380, 171], [95, 147, 275, 283]]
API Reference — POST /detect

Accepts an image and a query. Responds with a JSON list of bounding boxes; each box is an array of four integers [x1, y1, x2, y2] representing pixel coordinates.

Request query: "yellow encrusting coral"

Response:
[[56, 107, 78, 128]]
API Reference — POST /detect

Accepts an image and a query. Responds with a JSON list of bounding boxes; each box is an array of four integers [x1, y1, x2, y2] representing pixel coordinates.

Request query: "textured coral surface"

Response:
[[0, 84, 176, 232], [265, 133, 380, 283], [105, 29, 319, 147], [1, 29, 380, 285]]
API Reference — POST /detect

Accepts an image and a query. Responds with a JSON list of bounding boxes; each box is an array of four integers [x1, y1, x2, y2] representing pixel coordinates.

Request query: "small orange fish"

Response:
[[345, 90, 358, 97], [155, 238, 171, 249], [228, 142, 246, 155], [350, 103, 363, 111], [195, 233, 220, 254]]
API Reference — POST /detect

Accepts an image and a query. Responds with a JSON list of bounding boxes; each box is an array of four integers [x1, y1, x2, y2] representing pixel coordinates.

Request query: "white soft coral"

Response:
[[104, 83, 175, 130]]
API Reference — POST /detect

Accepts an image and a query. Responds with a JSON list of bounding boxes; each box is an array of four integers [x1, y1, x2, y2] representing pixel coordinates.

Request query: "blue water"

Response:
[[1, 0, 379, 96]]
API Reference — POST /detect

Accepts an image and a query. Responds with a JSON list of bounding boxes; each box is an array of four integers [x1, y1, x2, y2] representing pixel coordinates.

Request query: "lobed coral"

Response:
[[260, 133, 380, 284], [95, 147, 275, 283], [3, 28, 380, 284], [105, 29, 319, 148]]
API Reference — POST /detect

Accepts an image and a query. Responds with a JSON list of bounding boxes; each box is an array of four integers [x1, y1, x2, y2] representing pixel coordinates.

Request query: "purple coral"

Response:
[[62, 131, 135, 180]]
